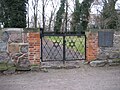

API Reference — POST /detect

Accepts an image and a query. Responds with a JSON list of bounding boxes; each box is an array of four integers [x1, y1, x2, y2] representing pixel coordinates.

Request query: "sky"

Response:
[[91, 0, 120, 14], [28, 0, 120, 27]]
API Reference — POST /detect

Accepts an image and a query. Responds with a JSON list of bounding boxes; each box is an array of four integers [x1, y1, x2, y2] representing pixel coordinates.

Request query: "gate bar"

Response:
[[85, 35, 87, 60], [40, 28, 43, 62], [63, 35, 66, 64]]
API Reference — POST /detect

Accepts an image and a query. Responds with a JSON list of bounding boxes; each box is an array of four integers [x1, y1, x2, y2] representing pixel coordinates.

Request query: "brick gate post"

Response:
[[86, 32, 99, 62], [28, 32, 40, 65]]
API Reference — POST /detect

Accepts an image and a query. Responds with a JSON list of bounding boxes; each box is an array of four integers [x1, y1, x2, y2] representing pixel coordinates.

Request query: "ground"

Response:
[[0, 65, 120, 90]]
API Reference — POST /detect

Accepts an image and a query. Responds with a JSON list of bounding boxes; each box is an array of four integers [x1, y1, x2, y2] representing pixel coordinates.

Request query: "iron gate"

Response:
[[40, 31, 86, 63]]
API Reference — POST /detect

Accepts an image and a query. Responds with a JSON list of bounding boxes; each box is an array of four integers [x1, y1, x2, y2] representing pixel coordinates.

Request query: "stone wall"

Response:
[[0, 28, 40, 71], [1, 28, 120, 68], [86, 31, 120, 63], [98, 31, 120, 60], [0, 30, 9, 63]]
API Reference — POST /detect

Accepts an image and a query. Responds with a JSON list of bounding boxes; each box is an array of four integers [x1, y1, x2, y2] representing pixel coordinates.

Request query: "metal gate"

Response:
[[40, 31, 86, 63], [40, 0, 86, 63]]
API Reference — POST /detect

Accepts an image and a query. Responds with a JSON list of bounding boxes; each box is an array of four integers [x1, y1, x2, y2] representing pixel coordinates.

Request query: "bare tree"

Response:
[[32, 0, 39, 28], [42, 0, 60, 32], [26, 2, 30, 28], [48, 0, 58, 31]]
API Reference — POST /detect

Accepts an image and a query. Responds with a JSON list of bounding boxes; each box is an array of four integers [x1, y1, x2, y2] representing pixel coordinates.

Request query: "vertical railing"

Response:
[[85, 35, 87, 60], [40, 28, 43, 62], [63, 0, 68, 64], [41, 0, 45, 62], [42, 0, 45, 33], [63, 35, 66, 64]]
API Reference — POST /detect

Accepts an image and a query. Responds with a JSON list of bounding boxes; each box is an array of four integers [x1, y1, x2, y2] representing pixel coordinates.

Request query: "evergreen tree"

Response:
[[101, 0, 118, 29], [71, 0, 80, 32], [0, 0, 28, 28], [80, 0, 94, 31], [71, 0, 94, 32], [54, 0, 66, 33], [0, 0, 5, 25]]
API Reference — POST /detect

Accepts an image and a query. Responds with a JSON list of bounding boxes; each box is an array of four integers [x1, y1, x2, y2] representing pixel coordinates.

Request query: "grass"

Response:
[[45, 36, 85, 54]]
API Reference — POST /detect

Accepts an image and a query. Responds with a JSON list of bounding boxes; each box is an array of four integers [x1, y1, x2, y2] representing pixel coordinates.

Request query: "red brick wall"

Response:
[[86, 32, 99, 62], [28, 33, 40, 65]]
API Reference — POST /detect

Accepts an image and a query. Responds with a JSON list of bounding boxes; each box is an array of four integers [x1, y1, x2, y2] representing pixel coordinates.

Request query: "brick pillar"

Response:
[[86, 32, 99, 62], [28, 32, 40, 65]]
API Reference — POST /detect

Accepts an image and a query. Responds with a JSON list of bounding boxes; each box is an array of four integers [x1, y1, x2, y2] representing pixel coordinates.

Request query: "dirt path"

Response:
[[0, 66, 120, 90]]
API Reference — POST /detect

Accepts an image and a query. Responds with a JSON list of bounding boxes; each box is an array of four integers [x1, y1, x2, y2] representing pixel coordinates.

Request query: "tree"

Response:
[[48, 0, 58, 32], [0, 0, 28, 28], [101, 0, 118, 29], [71, 0, 81, 32], [32, 0, 39, 28], [0, 0, 5, 25], [71, 0, 94, 32], [54, 0, 66, 33], [80, 0, 94, 31]]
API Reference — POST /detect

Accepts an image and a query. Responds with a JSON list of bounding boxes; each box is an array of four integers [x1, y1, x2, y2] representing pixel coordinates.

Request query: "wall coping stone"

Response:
[[9, 43, 29, 45]]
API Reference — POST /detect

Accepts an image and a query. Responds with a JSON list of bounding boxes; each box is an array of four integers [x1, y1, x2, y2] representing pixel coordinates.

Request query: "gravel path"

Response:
[[0, 66, 120, 90]]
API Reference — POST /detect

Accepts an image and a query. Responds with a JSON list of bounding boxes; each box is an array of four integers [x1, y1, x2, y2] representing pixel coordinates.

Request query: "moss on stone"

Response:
[[0, 62, 16, 71], [7, 66, 16, 70], [30, 64, 40, 71], [0, 63, 8, 70], [112, 59, 120, 63]]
